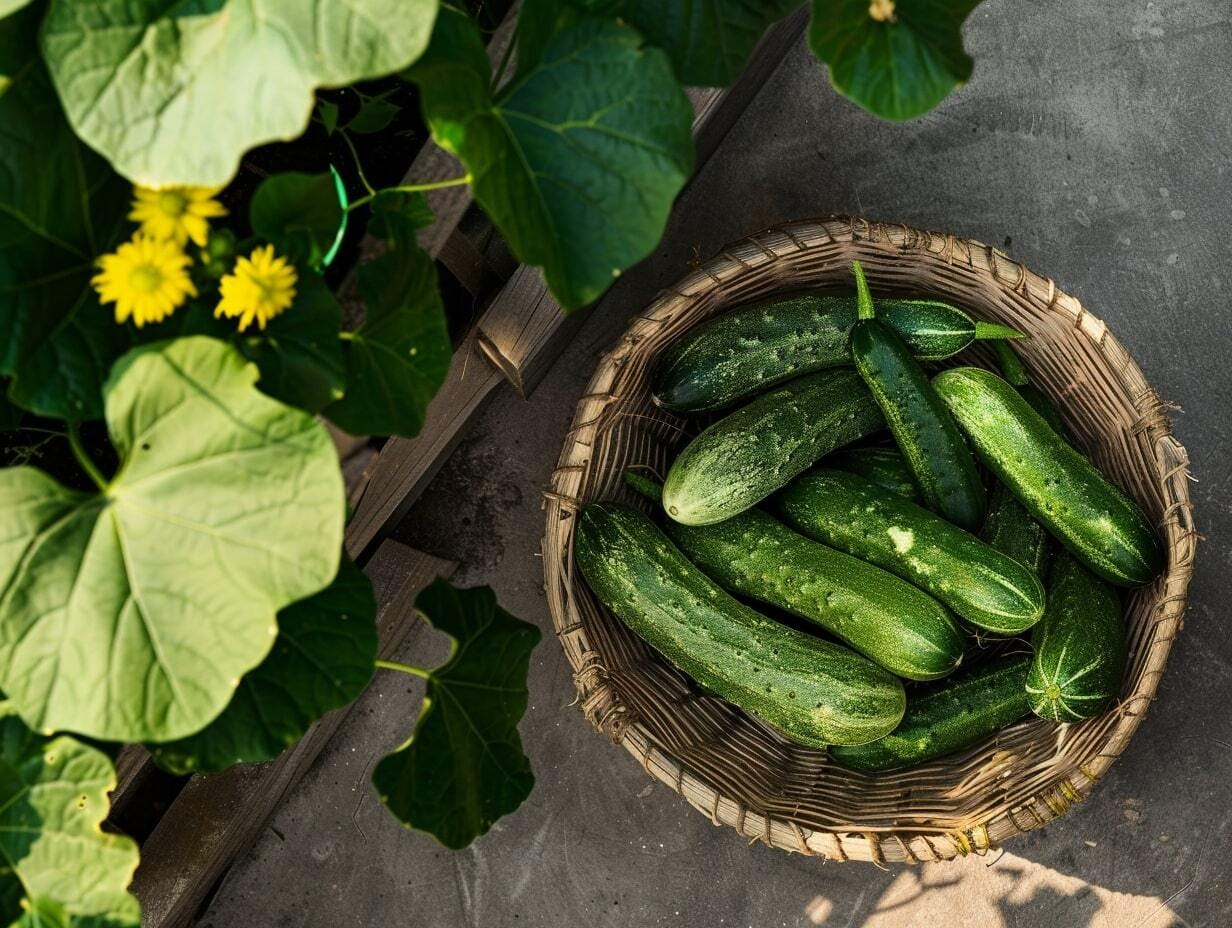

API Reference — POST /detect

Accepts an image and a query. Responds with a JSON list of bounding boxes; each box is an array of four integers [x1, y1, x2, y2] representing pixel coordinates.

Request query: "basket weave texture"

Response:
[[542, 217, 1197, 863]]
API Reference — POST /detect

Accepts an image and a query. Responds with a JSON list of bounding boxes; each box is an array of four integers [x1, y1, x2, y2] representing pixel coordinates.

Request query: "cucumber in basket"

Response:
[[849, 261, 987, 531], [830, 654, 1032, 772], [574, 502, 906, 747], [650, 290, 1022, 412], [662, 368, 884, 526], [1027, 552, 1127, 722], [933, 366, 1164, 587], [778, 469, 1045, 635], [828, 446, 918, 500], [624, 470, 963, 681]]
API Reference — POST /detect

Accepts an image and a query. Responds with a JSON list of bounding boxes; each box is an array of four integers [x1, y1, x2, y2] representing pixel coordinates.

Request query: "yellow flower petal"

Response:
[[215, 245, 298, 332], [129, 184, 228, 247], [92, 235, 197, 328]]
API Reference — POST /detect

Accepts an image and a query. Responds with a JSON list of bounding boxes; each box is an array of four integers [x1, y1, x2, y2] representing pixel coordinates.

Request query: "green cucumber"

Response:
[[980, 344, 1052, 578], [828, 447, 918, 500], [651, 291, 1022, 412], [574, 503, 905, 747], [934, 367, 1163, 587], [778, 469, 1045, 634], [849, 261, 986, 531], [830, 655, 1032, 772], [1027, 552, 1126, 721], [662, 368, 883, 526], [624, 470, 963, 681]]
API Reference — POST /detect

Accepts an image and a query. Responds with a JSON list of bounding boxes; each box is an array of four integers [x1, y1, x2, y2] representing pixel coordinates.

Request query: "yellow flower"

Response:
[[129, 185, 227, 247], [214, 245, 298, 332], [92, 235, 197, 328]]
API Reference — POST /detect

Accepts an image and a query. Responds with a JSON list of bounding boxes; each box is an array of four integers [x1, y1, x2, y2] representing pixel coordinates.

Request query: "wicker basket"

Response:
[[542, 217, 1197, 863]]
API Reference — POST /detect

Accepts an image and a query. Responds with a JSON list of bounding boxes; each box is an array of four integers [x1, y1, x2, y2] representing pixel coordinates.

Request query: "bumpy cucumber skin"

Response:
[[934, 367, 1164, 587], [829, 447, 918, 500], [662, 369, 883, 526], [574, 503, 906, 747], [651, 293, 984, 412], [779, 469, 1045, 634], [982, 480, 1051, 579], [624, 473, 962, 681], [850, 318, 987, 531], [830, 655, 1032, 772], [1027, 552, 1126, 722]]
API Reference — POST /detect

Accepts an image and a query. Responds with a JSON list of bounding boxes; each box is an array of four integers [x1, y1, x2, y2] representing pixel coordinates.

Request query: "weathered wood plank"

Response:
[[131, 542, 455, 928], [475, 8, 810, 397]]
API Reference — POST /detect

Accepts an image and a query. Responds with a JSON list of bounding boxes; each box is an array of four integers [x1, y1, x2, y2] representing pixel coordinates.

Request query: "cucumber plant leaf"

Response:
[[373, 579, 541, 849], [241, 273, 347, 414], [0, 0, 34, 19], [149, 554, 377, 775], [518, 0, 801, 86], [0, 6, 132, 422], [39, 0, 441, 187], [809, 0, 982, 120], [406, 7, 694, 310], [0, 336, 345, 742], [249, 171, 347, 274], [0, 705, 141, 927], [325, 224, 450, 439]]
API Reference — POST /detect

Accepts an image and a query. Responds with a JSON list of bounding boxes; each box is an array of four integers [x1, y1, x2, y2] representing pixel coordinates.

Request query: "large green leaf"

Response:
[[150, 554, 376, 774], [373, 579, 540, 849], [519, 0, 801, 86], [325, 233, 450, 439], [0, 6, 132, 421], [249, 171, 347, 273], [0, 705, 140, 927], [407, 8, 694, 310], [0, 1, 34, 20], [809, 0, 982, 120], [40, 0, 441, 187], [241, 273, 347, 414], [0, 337, 345, 742]]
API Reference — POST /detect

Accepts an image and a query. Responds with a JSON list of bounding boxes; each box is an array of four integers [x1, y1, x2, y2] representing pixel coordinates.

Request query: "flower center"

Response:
[[158, 190, 188, 217], [1045, 683, 1062, 701], [130, 264, 165, 294]]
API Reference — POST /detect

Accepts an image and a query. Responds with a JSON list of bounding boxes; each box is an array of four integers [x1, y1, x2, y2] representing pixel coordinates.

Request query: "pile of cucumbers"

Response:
[[575, 262, 1162, 772]]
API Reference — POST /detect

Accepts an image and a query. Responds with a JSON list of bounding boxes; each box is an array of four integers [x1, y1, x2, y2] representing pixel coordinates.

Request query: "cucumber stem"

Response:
[[852, 261, 875, 320], [992, 341, 1030, 386], [375, 659, 433, 680], [68, 424, 108, 491], [974, 321, 1027, 341]]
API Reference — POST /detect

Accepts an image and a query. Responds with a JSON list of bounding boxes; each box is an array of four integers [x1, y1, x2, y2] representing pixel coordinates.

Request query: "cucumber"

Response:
[[933, 367, 1163, 587], [1027, 552, 1126, 721], [624, 470, 963, 681], [830, 655, 1032, 772], [574, 503, 905, 747], [828, 447, 918, 500], [778, 469, 1045, 634], [662, 368, 883, 526], [980, 343, 1052, 578], [849, 261, 986, 531], [651, 291, 1022, 412]]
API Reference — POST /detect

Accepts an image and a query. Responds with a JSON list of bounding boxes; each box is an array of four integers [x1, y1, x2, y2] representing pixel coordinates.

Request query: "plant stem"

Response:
[[345, 174, 472, 212], [339, 131, 376, 196], [68, 424, 108, 491], [852, 260, 875, 320], [993, 340, 1030, 387], [375, 659, 433, 680]]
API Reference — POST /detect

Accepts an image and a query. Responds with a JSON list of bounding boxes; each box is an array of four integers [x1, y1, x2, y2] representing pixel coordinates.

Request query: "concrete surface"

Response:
[[200, 1, 1232, 925]]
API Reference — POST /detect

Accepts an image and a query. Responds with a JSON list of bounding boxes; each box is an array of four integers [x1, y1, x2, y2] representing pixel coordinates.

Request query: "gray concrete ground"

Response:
[[201, 1, 1232, 925]]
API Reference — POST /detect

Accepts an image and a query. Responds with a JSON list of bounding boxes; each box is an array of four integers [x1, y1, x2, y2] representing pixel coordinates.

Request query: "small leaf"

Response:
[[0, 337, 345, 741], [346, 90, 402, 134], [0, 705, 141, 927], [407, 8, 694, 310], [250, 172, 347, 273], [809, 0, 982, 120], [149, 554, 377, 775], [318, 99, 341, 135], [241, 273, 347, 412], [0, 7, 132, 421], [373, 580, 540, 849], [325, 242, 450, 438], [519, 0, 800, 86], [40, 0, 441, 187]]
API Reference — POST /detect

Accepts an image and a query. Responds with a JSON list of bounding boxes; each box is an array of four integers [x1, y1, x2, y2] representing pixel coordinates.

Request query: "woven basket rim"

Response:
[[542, 216, 1197, 864]]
